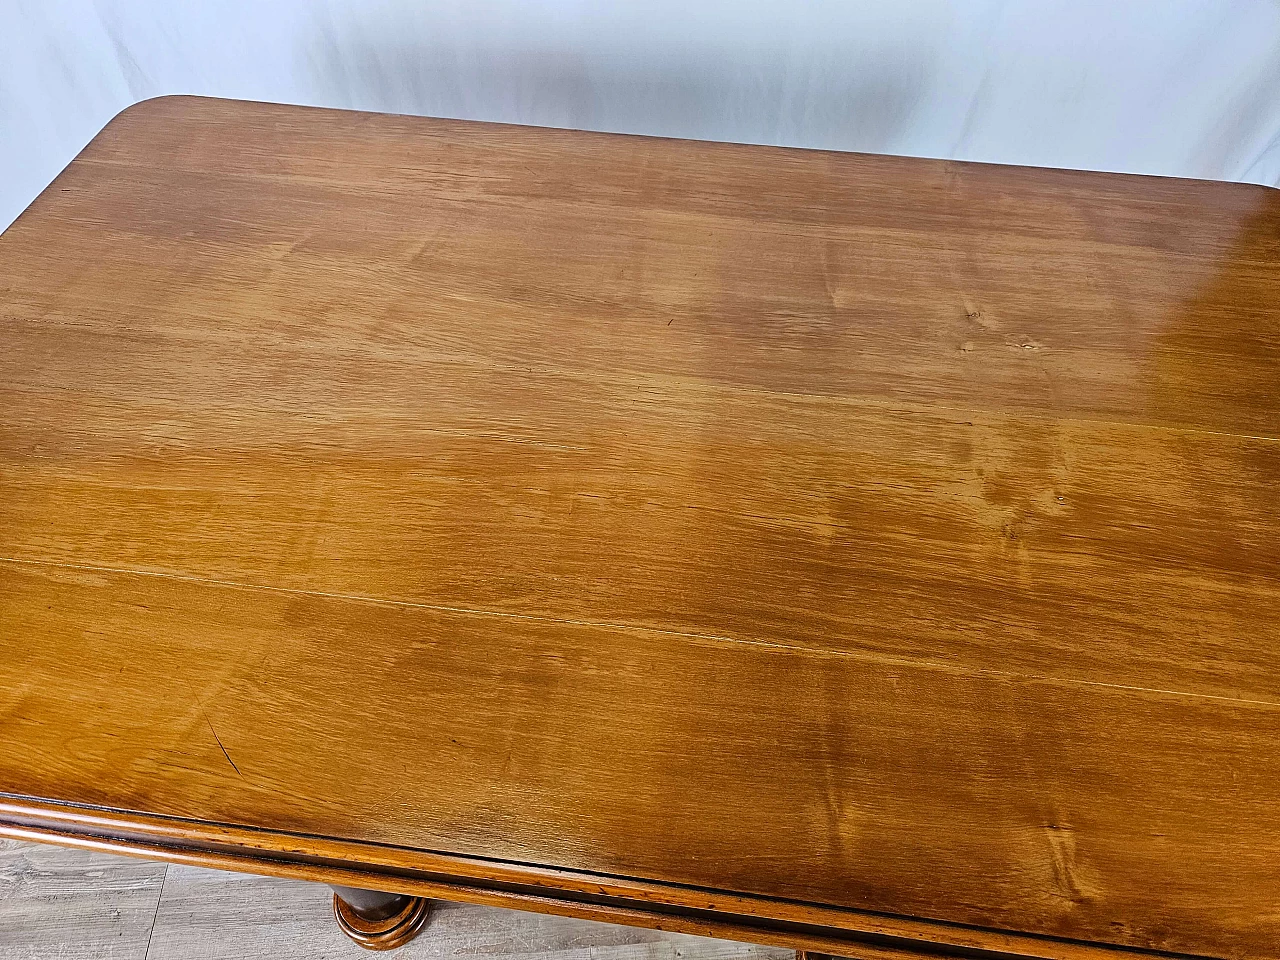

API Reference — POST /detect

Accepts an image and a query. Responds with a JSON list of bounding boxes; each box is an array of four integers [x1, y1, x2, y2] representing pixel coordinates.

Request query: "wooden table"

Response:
[[1, 95, 1278, 959]]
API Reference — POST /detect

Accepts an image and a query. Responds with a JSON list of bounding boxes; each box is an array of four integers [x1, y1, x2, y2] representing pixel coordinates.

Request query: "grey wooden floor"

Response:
[[0, 840, 795, 960]]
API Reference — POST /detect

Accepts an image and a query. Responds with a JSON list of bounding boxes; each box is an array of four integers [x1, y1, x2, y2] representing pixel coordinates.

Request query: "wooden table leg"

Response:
[[330, 885, 432, 950]]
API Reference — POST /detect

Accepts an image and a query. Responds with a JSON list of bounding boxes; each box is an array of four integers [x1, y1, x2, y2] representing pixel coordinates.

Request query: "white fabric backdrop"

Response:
[[3, 0, 1280, 231]]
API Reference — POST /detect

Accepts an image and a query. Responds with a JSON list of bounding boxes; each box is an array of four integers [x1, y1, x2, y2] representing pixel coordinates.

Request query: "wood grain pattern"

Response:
[[1, 95, 1279, 960], [156, 871, 784, 960], [0, 841, 794, 960], [0, 837, 166, 960], [0, 798, 1121, 960]]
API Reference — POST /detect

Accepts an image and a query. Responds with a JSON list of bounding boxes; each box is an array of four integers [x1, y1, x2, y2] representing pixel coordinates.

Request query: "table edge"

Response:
[[90, 94, 1280, 199], [0, 797, 1214, 960]]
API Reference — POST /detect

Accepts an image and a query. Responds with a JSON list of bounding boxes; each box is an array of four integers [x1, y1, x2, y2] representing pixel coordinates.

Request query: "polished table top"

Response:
[[1, 96, 1278, 960]]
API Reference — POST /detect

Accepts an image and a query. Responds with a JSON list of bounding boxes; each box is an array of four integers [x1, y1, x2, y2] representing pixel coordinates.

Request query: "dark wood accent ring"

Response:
[[333, 890, 431, 951]]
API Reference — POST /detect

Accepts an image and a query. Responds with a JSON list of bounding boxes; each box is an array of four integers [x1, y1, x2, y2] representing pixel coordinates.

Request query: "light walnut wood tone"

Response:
[[1, 95, 1279, 960], [0, 797, 1072, 960]]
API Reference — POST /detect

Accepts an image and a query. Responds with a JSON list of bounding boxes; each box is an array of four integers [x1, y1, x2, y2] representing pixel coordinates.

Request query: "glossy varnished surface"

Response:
[[1, 96, 1279, 960]]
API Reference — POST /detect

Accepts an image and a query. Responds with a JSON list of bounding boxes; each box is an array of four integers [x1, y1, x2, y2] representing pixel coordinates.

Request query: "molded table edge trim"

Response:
[[0, 797, 1215, 960]]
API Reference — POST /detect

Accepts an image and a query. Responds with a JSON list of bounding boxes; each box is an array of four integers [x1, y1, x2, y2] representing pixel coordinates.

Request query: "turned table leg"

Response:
[[330, 884, 432, 950]]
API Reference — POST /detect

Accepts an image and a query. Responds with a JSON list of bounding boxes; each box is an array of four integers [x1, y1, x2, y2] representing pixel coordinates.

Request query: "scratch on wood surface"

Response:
[[205, 715, 243, 778]]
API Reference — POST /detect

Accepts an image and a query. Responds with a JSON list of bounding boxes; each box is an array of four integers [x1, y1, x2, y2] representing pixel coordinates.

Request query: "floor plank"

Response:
[[0, 839, 166, 960], [0, 841, 793, 960], [146, 862, 795, 960]]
